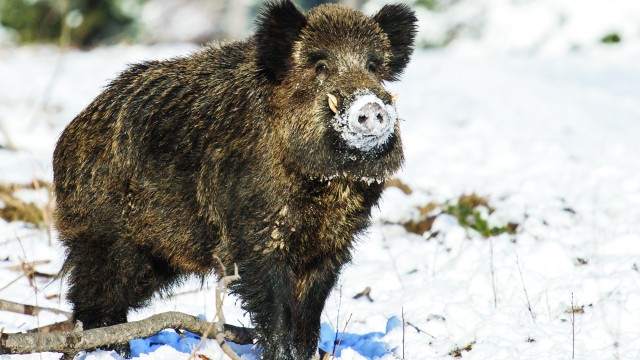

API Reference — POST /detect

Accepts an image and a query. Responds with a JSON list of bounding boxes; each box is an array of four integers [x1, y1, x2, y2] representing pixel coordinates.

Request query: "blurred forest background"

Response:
[[0, 0, 638, 54]]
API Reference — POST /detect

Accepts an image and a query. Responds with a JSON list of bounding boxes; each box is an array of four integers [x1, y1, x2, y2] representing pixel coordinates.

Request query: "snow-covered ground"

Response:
[[1, 42, 640, 360], [368, 0, 640, 56]]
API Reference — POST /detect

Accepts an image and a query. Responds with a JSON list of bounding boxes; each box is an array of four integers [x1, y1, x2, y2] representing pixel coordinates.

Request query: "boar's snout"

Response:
[[331, 91, 398, 153], [351, 102, 390, 137]]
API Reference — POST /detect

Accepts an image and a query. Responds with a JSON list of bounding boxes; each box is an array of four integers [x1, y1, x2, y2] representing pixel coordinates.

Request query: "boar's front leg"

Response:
[[242, 261, 338, 360], [291, 262, 340, 360], [236, 256, 296, 360]]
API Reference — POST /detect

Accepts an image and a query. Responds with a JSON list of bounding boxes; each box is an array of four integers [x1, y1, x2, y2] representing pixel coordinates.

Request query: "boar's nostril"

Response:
[[349, 100, 393, 137]]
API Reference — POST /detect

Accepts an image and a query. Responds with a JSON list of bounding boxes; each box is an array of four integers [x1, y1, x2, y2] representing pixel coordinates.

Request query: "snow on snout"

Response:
[[332, 91, 397, 152]]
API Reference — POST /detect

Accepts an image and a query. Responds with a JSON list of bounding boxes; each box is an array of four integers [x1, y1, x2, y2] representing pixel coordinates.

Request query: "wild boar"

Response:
[[52, 1, 417, 359]]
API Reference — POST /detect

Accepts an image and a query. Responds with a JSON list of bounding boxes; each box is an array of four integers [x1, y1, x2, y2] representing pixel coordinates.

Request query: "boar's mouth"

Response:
[[302, 131, 403, 185], [311, 173, 385, 185]]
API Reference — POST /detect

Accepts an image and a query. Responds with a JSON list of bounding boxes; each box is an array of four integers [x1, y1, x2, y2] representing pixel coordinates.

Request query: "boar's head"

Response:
[[256, 0, 417, 183]]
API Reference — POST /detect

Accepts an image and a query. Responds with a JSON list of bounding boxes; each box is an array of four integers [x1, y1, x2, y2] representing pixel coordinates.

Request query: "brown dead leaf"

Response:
[[385, 178, 412, 195]]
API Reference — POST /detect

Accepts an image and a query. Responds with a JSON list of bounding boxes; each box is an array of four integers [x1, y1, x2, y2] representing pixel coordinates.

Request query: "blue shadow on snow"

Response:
[[130, 315, 401, 359]]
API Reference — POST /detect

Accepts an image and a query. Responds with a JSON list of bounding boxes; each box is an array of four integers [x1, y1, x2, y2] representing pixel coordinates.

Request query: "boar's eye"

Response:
[[315, 61, 330, 76], [367, 62, 378, 73]]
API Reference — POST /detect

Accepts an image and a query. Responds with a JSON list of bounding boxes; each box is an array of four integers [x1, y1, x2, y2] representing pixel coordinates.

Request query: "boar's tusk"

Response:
[[391, 94, 399, 103], [327, 93, 339, 114]]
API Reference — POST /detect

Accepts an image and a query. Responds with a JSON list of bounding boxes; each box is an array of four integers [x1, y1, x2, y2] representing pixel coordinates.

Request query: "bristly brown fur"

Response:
[[52, 1, 417, 359]]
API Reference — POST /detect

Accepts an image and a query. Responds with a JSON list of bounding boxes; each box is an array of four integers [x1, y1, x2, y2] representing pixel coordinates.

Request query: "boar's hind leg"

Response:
[[64, 233, 177, 356]]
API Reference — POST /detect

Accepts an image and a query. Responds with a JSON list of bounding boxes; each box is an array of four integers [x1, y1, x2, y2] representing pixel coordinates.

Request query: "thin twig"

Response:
[[546, 290, 551, 322], [379, 229, 405, 288], [489, 237, 498, 309], [401, 307, 405, 359], [332, 313, 352, 359], [32, 179, 53, 246], [214, 263, 242, 360], [0, 120, 16, 150], [4, 260, 51, 271], [515, 254, 536, 323], [188, 260, 242, 360], [332, 284, 343, 356], [570, 292, 575, 359], [15, 236, 44, 357], [0, 231, 43, 246], [405, 321, 436, 339], [0, 274, 25, 292]]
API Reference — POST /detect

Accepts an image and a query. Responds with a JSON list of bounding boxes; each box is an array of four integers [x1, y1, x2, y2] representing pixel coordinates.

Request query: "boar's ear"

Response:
[[373, 4, 418, 81], [255, 0, 307, 82]]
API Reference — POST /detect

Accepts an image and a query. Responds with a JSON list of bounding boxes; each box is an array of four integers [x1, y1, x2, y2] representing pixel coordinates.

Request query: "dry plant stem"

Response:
[[331, 284, 343, 356], [570, 292, 575, 359], [489, 237, 498, 309], [401, 307, 405, 360], [331, 313, 352, 359], [5, 260, 51, 271], [0, 275, 24, 292], [0, 193, 37, 220], [0, 311, 254, 355], [0, 121, 16, 151], [0, 231, 42, 245], [516, 254, 536, 323], [189, 262, 242, 360], [214, 263, 242, 360], [33, 179, 54, 245], [405, 321, 436, 339], [0, 299, 71, 318], [380, 231, 405, 289]]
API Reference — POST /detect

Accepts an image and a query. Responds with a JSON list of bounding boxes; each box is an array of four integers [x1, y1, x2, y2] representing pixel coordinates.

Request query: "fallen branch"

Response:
[[0, 311, 255, 355], [0, 299, 71, 318]]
